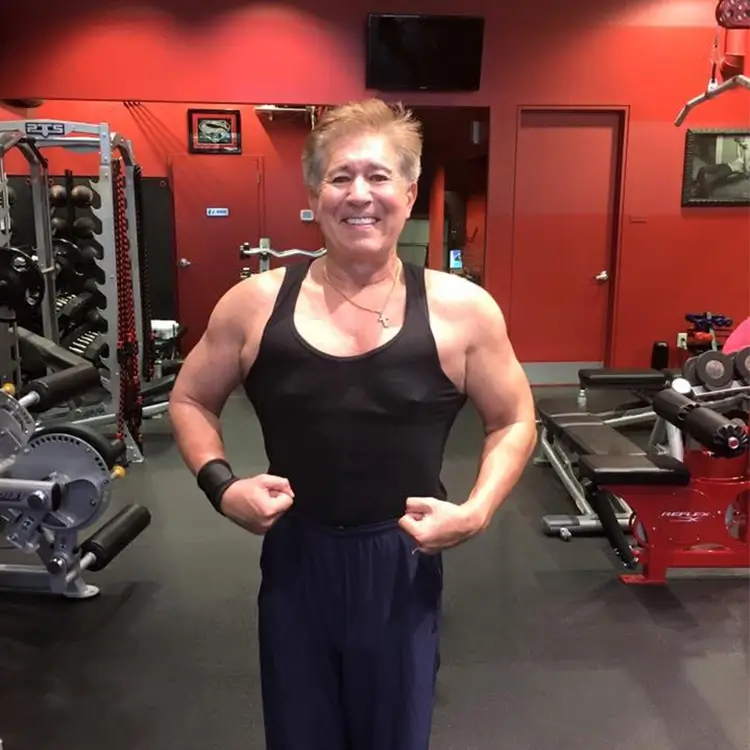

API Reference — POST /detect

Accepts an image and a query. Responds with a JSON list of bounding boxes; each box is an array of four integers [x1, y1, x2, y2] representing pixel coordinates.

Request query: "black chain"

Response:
[[132, 165, 156, 381]]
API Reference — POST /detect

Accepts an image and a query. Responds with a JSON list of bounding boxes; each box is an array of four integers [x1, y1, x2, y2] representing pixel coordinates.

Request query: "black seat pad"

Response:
[[536, 397, 585, 422], [578, 368, 669, 389], [544, 413, 603, 439], [578, 454, 690, 486], [560, 423, 645, 456]]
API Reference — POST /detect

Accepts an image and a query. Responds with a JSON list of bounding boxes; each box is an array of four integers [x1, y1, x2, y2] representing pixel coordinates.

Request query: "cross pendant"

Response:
[[378, 313, 390, 328]]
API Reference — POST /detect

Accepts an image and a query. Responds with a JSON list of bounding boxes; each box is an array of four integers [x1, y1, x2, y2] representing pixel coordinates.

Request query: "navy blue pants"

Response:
[[258, 510, 443, 750]]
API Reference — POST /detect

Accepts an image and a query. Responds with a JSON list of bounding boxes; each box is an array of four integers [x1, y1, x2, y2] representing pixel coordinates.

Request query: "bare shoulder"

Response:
[[210, 267, 286, 323], [424, 269, 506, 343]]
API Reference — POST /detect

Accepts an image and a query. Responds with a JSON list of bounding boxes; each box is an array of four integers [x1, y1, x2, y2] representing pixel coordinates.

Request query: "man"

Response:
[[169, 98, 537, 750]]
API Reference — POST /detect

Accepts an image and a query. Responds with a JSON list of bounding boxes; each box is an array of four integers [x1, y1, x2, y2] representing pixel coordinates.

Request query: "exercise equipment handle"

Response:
[[0, 478, 63, 512], [19, 363, 100, 412], [239, 243, 326, 259], [652, 388, 749, 458], [78, 504, 152, 573]]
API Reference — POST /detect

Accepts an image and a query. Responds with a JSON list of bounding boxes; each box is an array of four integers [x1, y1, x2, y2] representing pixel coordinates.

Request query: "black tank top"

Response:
[[243, 261, 467, 527]]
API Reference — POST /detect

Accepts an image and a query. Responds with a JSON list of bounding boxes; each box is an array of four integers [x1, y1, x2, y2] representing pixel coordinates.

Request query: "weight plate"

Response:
[[682, 356, 699, 385], [9, 430, 111, 532], [696, 350, 734, 390], [733, 346, 750, 385], [0, 246, 45, 312]]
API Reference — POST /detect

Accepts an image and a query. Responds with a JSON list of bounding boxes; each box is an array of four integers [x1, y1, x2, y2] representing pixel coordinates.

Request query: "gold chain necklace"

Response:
[[322, 260, 402, 328]]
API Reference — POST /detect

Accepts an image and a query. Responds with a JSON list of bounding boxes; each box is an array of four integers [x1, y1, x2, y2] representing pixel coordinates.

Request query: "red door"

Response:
[[170, 154, 262, 353], [509, 110, 622, 374]]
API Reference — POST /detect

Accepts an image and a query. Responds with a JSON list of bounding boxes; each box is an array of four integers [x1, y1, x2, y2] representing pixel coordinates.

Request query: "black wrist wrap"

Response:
[[197, 458, 239, 514]]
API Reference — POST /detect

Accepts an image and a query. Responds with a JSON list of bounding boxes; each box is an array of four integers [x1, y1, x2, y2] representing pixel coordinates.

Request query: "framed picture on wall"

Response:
[[681, 128, 750, 207], [187, 109, 242, 155]]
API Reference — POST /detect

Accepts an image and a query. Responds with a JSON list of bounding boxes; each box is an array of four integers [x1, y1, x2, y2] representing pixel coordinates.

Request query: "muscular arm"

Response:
[[168, 284, 251, 474], [459, 286, 537, 530]]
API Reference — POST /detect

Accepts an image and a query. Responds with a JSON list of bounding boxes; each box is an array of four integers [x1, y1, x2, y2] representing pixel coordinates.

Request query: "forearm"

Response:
[[169, 397, 227, 474], [462, 420, 538, 529]]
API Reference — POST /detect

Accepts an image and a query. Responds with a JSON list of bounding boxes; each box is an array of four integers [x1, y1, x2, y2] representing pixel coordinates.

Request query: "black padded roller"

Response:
[[80, 504, 151, 572], [683, 407, 748, 458], [653, 388, 749, 458], [21, 363, 100, 412]]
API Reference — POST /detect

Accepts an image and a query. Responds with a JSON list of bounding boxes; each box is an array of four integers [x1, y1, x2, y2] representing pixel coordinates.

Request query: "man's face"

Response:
[[308, 132, 417, 258]]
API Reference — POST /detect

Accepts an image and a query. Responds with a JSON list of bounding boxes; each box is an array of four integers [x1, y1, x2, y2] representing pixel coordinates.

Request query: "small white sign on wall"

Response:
[[206, 207, 229, 217]]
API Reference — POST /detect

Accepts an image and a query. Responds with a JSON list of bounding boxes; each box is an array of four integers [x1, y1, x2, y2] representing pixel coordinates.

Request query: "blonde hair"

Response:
[[302, 99, 423, 191]]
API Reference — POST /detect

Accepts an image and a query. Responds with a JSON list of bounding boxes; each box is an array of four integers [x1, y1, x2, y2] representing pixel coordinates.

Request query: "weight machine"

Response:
[[239, 236, 327, 277], [581, 375, 749, 585], [675, 0, 750, 125], [539, 347, 750, 539], [0, 119, 173, 463], [0, 362, 151, 598]]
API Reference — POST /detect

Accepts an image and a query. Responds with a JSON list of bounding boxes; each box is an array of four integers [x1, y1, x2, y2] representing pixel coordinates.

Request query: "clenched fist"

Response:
[[220, 474, 294, 534], [398, 497, 483, 554]]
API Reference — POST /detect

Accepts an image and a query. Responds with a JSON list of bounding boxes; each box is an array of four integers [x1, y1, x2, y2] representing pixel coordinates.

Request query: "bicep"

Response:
[[463, 292, 535, 433], [170, 288, 247, 415]]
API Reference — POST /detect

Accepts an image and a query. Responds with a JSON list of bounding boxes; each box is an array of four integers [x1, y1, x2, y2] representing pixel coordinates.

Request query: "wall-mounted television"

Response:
[[365, 13, 485, 93]]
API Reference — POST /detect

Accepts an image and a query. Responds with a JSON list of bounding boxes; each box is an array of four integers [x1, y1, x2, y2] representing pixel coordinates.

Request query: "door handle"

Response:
[[594, 270, 609, 283], [178, 258, 192, 268]]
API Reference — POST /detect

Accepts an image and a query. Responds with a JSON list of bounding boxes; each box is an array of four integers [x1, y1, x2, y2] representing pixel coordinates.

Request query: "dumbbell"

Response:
[[78, 246, 100, 264], [55, 293, 76, 312], [49, 184, 67, 207], [51, 216, 68, 235], [72, 217, 96, 239], [87, 309, 107, 332], [69, 331, 99, 356], [70, 185, 94, 208]]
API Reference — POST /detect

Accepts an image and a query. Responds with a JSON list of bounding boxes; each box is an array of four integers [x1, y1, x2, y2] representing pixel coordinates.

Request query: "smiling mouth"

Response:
[[343, 217, 379, 225]]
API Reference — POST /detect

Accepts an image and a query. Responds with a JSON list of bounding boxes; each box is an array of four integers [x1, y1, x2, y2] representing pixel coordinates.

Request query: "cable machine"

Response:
[[675, 0, 749, 125]]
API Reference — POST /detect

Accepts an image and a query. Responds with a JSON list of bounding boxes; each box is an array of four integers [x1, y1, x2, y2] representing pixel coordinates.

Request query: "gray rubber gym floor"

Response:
[[1, 391, 748, 750]]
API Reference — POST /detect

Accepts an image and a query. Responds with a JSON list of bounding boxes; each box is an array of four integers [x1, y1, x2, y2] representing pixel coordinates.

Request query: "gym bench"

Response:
[[537, 367, 678, 538], [539, 411, 645, 539], [575, 366, 680, 428]]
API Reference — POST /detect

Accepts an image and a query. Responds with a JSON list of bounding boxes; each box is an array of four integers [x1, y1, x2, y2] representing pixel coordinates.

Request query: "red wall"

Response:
[[1, 0, 749, 366], [0, 101, 325, 254]]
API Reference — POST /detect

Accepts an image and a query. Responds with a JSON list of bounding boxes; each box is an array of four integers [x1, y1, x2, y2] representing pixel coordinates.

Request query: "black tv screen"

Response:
[[365, 14, 485, 92]]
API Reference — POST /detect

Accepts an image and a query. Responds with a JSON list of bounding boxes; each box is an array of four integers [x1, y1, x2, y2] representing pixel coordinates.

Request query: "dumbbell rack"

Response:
[[0, 119, 145, 464]]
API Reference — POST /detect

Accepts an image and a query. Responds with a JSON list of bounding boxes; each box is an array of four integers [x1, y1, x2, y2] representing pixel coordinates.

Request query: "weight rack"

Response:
[[0, 119, 146, 463], [0, 129, 58, 385]]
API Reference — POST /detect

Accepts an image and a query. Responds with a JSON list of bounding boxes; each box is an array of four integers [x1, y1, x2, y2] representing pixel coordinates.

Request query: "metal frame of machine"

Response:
[[0, 119, 163, 463], [0, 131, 58, 381]]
